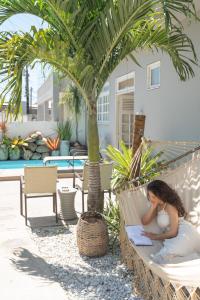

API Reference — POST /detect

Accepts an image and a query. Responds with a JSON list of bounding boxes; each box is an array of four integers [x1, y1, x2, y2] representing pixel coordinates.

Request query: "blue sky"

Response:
[[0, 14, 50, 104]]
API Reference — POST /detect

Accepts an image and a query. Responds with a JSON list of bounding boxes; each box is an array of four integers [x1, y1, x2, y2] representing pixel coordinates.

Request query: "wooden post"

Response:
[[131, 114, 146, 182], [132, 114, 146, 155]]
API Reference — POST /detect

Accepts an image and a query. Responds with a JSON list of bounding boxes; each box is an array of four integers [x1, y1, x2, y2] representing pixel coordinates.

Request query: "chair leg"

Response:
[[109, 190, 111, 199], [53, 195, 56, 213], [20, 182, 23, 216], [82, 191, 84, 213], [53, 193, 58, 223], [73, 172, 75, 188], [24, 195, 28, 226]]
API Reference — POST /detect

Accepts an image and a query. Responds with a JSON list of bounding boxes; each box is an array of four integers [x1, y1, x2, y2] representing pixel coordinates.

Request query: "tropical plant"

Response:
[[44, 136, 60, 151], [0, 0, 198, 211], [56, 121, 72, 141], [0, 121, 7, 137], [103, 197, 120, 248], [60, 84, 83, 142], [105, 140, 164, 193], [10, 136, 28, 149], [1, 135, 28, 160]]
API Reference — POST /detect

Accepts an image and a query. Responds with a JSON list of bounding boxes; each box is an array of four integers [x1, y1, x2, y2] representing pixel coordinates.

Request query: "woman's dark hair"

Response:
[[147, 180, 186, 217]]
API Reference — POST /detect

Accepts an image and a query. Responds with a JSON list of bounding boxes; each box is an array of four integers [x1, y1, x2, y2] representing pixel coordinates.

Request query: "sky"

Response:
[[0, 13, 50, 104]]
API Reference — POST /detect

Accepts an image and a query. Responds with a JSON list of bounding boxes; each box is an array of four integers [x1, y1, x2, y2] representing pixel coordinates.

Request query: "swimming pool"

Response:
[[0, 159, 85, 170]]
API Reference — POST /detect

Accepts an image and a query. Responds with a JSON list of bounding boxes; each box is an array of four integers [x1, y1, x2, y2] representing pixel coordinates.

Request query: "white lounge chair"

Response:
[[20, 166, 58, 226]]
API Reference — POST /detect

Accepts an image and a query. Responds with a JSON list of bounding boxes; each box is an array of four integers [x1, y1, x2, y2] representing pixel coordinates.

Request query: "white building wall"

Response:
[[98, 17, 200, 148]]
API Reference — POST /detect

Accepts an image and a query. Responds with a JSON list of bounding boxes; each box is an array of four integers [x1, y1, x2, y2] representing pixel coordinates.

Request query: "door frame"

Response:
[[115, 72, 135, 148]]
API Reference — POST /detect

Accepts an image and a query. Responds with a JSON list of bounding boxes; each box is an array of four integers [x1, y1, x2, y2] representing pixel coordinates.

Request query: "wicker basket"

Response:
[[77, 211, 109, 257]]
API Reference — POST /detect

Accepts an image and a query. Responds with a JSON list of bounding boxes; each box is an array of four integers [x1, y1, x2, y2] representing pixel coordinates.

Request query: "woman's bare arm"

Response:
[[141, 204, 157, 225]]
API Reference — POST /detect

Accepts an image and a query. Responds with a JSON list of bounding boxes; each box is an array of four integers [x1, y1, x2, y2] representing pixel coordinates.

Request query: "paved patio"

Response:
[[0, 178, 83, 300]]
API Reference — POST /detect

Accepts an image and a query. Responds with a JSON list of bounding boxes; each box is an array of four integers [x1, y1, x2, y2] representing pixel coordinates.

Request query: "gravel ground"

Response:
[[29, 224, 140, 300]]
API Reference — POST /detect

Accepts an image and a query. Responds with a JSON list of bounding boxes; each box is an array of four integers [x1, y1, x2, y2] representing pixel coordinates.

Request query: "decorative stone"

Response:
[[36, 145, 49, 153], [36, 139, 46, 146], [41, 152, 50, 159], [30, 225, 134, 300], [25, 137, 36, 143], [31, 153, 42, 160], [23, 149, 33, 160], [30, 131, 42, 140], [27, 142, 37, 152]]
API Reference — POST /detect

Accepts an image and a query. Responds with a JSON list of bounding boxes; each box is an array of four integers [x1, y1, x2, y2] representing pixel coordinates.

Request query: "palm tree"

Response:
[[61, 84, 83, 143], [0, 0, 198, 212]]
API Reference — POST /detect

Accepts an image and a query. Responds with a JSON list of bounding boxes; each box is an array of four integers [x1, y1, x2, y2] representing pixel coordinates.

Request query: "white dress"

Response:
[[151, 205, 200, 264]]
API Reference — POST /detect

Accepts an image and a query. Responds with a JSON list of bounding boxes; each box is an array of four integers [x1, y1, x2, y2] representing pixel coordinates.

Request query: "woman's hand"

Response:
[[142, 231, 159, 240]]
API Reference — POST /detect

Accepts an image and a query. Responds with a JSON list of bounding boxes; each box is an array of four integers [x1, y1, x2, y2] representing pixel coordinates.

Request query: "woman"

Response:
[[142, 180, 200, 263]]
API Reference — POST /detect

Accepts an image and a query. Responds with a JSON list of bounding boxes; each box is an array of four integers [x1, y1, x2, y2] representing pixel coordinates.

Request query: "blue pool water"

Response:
[[0, 159, 85, 169]]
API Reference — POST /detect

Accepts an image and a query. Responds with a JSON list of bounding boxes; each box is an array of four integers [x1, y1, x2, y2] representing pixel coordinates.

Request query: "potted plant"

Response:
[[44, 136, 60, 156], [0, 135, 9, 160], [0, 135, 12, 161], [9, 137, 28, 160], [56, 121, 72, 156]]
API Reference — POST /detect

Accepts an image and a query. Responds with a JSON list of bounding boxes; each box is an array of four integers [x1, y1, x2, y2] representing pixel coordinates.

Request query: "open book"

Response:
[[125, 225, 153, 246]]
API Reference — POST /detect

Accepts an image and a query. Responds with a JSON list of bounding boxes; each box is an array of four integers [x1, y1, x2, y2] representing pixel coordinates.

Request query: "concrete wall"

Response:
[[6, 121, 57, 139], [37, 73, 59, 121], [98, 17, 200, 148]]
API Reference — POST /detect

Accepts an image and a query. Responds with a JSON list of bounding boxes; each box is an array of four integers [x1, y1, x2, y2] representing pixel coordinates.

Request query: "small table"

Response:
[[58, 187, 77, 220]]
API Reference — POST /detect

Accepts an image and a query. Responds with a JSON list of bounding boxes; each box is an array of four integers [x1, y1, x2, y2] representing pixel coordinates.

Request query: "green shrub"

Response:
[[56, 120, 72, 140], [105, 140, 164, 193]]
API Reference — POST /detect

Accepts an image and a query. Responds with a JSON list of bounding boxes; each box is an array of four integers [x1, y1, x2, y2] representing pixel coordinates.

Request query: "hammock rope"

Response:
[[129, 139, 200, 185]]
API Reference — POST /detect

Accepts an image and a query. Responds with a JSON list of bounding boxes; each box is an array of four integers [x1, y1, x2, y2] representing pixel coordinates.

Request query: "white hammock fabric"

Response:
[[119, 150, 200, 287]]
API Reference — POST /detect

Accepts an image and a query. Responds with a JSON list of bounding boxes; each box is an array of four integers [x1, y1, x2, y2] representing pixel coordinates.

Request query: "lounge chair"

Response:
[[119, 150, 200, 299], [74, 162, 113, 212], [20, 166, 58, 226]]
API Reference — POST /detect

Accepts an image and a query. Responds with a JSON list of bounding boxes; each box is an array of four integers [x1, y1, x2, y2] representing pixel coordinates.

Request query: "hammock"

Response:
[[119, 149, 200, 299]]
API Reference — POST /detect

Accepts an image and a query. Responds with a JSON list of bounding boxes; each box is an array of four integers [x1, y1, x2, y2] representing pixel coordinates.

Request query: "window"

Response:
[[147, 61, 160, 89], [116, 72, 135, 94], [97, 83, 110, 123]]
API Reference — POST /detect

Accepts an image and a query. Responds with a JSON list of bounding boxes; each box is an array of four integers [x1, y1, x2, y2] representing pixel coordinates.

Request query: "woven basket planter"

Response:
[[77, 211, 109, 257]]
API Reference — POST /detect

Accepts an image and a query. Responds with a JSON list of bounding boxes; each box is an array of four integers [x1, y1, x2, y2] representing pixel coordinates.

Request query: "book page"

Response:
[[125, 225, 153, 246]]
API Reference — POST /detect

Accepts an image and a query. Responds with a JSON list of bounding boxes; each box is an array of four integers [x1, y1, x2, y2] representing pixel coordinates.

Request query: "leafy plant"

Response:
[[0, 121, 7, 137], [103, 198, 120, 249], [105, 140, 164, 193], [56, 121, 72, 141], [44, 137, 60, 151], [10, 136, 28, 149], [2, 135, 28, 149]]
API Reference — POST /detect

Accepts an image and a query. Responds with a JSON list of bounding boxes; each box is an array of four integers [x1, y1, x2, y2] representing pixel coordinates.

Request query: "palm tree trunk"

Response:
[[87, 105, 103, 212]]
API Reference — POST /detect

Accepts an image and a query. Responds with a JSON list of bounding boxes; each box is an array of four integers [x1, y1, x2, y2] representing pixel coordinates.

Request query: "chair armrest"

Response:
[[74, 172, 83, 181]]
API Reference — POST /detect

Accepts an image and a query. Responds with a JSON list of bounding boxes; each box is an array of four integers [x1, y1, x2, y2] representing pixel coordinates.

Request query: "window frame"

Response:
[[116, 72, 135, 95], [97, 82, 110, 124], [147, 61, 161, 90]]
